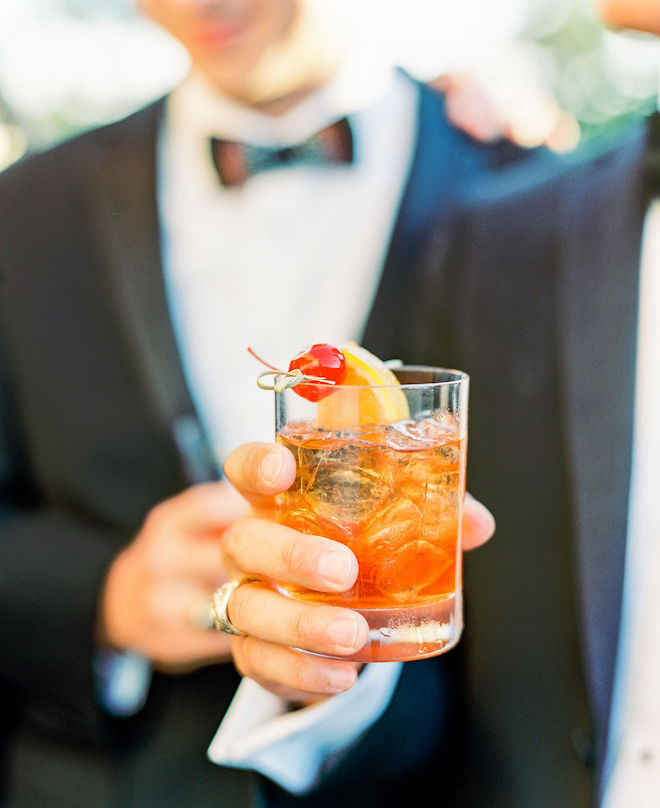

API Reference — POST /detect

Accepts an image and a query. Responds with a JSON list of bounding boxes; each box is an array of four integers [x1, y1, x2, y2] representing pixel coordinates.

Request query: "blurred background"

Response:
[[0, 0, 658, 172]]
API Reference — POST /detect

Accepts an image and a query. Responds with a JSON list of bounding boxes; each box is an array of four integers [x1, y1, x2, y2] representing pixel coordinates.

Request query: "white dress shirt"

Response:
[[151, 48, 418, 792], [160, 53, 417, 465], [603, 198, 660, 806]]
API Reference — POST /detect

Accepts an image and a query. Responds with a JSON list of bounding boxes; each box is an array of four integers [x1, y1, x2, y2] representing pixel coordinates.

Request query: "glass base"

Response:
[[334, 591, 463, 663]]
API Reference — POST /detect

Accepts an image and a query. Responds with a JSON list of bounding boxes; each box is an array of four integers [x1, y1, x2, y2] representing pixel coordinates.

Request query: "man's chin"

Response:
[[200, 0, 348, 112], [237, 60, 340, 111]]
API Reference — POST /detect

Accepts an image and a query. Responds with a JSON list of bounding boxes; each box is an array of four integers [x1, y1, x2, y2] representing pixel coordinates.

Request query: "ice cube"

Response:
[[300, 443, 395, 527], [363, 498, 423, 549], [388, 411, 457, 449], [363, 498, 455, 601]]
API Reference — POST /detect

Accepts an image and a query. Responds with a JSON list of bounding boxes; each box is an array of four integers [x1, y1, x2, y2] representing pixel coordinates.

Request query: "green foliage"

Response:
[[521, 0, 658, 140]]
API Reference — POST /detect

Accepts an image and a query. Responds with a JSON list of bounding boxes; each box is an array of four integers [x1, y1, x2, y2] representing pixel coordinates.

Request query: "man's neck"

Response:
[[174, 47, 395, 147], [215, 76, 335, 117]]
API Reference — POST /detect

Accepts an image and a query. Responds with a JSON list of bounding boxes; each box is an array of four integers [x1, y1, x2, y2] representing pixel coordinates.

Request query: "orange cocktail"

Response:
[[272, 353, 468, 662]]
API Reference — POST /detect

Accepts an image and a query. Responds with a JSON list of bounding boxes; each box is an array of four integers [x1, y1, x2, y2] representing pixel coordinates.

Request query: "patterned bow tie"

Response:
[[210, 117, 354, 187]]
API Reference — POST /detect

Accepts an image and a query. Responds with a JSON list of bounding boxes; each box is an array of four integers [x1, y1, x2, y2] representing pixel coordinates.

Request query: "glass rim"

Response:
[[275, 364, 469, 392]]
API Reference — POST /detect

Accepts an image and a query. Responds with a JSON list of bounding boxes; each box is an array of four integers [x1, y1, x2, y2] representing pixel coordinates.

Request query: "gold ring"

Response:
[[210, 579, 246, 636]]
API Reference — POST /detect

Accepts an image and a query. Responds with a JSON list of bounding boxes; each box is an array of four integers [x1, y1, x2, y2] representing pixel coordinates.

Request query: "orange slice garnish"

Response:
[[316, 342, 410, 429]]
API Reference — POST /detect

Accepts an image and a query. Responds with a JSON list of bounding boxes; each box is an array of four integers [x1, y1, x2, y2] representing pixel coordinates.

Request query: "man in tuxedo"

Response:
[[403, 1, 658, 805], [0, 1, 508, 806]]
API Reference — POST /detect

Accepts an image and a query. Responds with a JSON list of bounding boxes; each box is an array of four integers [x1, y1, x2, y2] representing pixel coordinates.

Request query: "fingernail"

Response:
[[327, 666, 357, 692], [259, 451, 282, 486], [328, 616, 360, 650], [317, 549, 354, 587]]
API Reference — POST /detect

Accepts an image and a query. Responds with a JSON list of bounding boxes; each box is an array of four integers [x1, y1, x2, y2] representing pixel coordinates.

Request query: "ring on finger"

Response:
[[211, 578, 256, 636]]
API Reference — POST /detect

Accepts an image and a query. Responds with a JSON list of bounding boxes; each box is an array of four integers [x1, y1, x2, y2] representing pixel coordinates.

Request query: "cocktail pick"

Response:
[[248, 347, 338, 394]]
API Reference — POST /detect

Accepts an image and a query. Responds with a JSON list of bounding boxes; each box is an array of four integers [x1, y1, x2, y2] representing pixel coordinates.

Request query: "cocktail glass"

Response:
[[273, 366, 468, 662]]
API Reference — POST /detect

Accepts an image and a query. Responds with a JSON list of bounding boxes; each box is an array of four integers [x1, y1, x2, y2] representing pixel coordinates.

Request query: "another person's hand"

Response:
[[98, 479, 248, 673], [596, 0, 660, 35], [433, 73, 580, 153], [432, 74, 506, 143], [219, 442, 495, 704]]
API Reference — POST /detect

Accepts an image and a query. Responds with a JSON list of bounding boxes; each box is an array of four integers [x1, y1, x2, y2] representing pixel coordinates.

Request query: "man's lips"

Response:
[[191, 20, 247, 49]]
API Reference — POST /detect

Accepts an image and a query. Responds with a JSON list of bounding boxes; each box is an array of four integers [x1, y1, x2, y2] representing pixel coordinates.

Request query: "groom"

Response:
[[421, 1, 660, 805], [0, 2, 520, 807]]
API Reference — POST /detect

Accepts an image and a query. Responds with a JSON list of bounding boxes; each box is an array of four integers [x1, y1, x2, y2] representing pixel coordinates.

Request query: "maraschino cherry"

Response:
[[248, 343, 346, 401], [288, 344, 346, 401]]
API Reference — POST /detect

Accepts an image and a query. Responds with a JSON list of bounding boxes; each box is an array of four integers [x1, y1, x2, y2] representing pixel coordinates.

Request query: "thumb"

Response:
[[223, 442, 297, 508]]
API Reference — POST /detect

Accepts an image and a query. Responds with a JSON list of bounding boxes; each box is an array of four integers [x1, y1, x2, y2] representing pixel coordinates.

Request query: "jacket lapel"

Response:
[[83, 100, 217, 484], [362, 79, 486, 359], [362, 77, 536, 363]]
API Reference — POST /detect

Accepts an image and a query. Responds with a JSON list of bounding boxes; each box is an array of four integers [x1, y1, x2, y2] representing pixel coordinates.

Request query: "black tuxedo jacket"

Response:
[[403, 120, 649, 806], [0, 79, 530, 808], [0, 71, 646, 806]]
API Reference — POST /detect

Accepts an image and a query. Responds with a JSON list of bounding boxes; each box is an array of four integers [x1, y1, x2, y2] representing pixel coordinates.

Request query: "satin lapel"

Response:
[[82, 100, 217, 484], [557, 125, 648, 765]]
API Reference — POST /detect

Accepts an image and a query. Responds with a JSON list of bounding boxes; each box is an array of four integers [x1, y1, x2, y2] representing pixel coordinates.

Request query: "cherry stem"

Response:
[[247, 346, 282, 372]]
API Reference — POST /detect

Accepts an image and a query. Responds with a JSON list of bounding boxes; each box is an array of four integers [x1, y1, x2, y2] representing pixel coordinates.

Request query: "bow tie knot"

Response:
[[210, 118, 354, 187]]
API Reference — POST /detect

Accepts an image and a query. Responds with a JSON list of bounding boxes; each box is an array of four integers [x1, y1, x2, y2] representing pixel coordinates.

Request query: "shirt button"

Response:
[[639, 747, 654, 764]]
